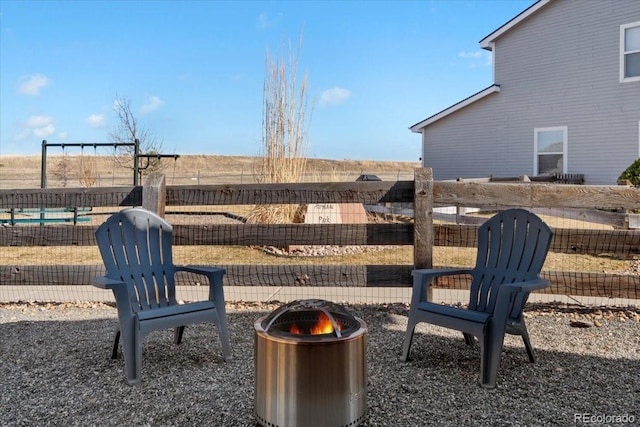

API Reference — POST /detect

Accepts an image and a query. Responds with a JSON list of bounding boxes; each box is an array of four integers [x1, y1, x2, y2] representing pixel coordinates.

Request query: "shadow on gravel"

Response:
[[0, 307, 637, 426]]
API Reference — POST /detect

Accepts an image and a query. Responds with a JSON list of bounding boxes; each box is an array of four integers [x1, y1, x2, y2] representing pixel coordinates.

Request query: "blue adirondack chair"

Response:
[[92, 207, 232, 385], [401, 208, 553, 388]]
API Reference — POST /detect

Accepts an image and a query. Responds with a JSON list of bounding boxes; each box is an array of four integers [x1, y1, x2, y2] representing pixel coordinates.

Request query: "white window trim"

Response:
[[620, 21, 640, 83], [534, 126, 568, 176]]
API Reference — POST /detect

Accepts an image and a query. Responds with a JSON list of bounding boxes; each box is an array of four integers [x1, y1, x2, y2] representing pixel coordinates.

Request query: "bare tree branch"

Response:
[[109, 95, 165, 178]]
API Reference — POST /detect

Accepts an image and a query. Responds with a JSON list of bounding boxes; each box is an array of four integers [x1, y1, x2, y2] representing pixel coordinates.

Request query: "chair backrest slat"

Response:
[[95, 208, 178, 313], [468, 209, 553, 317]]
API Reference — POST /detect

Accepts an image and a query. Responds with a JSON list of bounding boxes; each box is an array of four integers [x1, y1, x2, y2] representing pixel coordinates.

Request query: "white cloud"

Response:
[[58, 131, 68, 140], [458, 50, 492, 68], [458, 50, 484, 59], [33, 124, 55, 138], [319, 87, 352, 107], [23, 115, 55, 138], [26, 115, 53, 128], [18, 74, 50, 96], [140, 95, 165, 114], [257, 12, 282, 29], [258, 12, 269, 29], [86, 113, 106, 128]]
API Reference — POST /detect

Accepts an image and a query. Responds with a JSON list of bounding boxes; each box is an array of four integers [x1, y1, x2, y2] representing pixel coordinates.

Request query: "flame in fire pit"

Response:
[[289, 311, 343, 335]]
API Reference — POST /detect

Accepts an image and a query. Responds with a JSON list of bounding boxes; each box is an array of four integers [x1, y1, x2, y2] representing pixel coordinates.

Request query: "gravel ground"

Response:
[[1, 301, 638, 427]]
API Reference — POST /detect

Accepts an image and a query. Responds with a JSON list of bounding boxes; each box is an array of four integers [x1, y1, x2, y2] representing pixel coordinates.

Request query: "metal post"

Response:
[[133, 138, 140, 186], [41, 140, 47, 189]]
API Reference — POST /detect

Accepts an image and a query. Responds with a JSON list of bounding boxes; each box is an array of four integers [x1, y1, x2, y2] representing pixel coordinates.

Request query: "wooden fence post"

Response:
[[414, 168, 433, 270], [414, 168, 434, 299], [143, 173, 166, 217]]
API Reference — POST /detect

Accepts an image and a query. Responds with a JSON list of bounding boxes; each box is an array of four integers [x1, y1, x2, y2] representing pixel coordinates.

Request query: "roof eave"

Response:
[[479, 0, 551, 50], [410, 84, 501, 133]]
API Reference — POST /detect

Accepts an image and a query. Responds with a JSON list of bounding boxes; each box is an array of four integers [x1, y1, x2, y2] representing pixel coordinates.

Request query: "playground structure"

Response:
[[0, 207, 92, 225], [30, 139, 180, 224], [41, 139, 179, 188]]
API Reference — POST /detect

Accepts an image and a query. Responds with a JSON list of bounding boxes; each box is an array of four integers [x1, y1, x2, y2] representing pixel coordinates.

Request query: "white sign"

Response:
[[305, 204, 342, 224]]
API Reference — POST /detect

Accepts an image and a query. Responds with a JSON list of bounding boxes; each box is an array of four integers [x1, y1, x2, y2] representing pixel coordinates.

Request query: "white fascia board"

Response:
[[479, 0, 551, 51], [409, 85, 501, 133]]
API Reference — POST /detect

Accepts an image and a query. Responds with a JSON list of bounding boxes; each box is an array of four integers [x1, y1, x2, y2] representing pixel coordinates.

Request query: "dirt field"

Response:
[[0, 154, 421, 189]]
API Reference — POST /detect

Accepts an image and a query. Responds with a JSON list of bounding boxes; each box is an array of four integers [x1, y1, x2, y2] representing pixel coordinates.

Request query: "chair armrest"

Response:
[[411, 268, 474, 305], [91, 276, 136, 315], [177, 265, 226, 278], [176, 266, 226, 303], [91, 276, 126, 290], [493, 278, 550, 322], [501, 278, 550, 294], [413, 268, 473, 280]]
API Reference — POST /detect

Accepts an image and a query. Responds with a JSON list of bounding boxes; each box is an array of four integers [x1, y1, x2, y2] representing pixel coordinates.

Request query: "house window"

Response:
[[534, 127, 567, 176], [621, 22, 640, 82]]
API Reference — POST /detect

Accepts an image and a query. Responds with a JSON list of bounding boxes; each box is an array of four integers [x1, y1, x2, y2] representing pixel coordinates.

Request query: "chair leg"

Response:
[[210, 278, 232, 361], [508, 320, 536, 363], [480, 329, 506, 389], [216, 307, 232, 361], [401, 318, 418, 362], [463, 332, 475, 346], [521, 329, 536, 363], [130, 328, 144, 385], [119, 320, 142, 385], [174, 326, 185, 345], [111, 330, 121, 359]]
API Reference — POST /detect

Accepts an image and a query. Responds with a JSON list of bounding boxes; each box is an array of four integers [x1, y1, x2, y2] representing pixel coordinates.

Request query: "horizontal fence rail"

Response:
[[434, 181, 639, 210], [2, 224, 637, 257], [2, 180, 637, 209]]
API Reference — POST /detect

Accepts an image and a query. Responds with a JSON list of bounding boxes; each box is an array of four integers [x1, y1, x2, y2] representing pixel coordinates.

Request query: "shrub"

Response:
[[618, 158, 640, 186], [249, 33, 313, 225]]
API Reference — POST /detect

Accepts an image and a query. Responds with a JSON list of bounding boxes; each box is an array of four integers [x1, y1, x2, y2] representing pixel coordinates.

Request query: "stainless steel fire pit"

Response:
[[254, 299, 367, 427]]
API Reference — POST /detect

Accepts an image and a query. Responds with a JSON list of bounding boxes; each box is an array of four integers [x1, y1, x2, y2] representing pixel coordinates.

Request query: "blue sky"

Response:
[[0, 0, 535, 161]]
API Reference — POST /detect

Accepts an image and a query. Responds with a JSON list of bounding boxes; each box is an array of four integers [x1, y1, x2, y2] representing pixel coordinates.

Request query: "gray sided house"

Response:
[[411, 0, 640, 185]]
